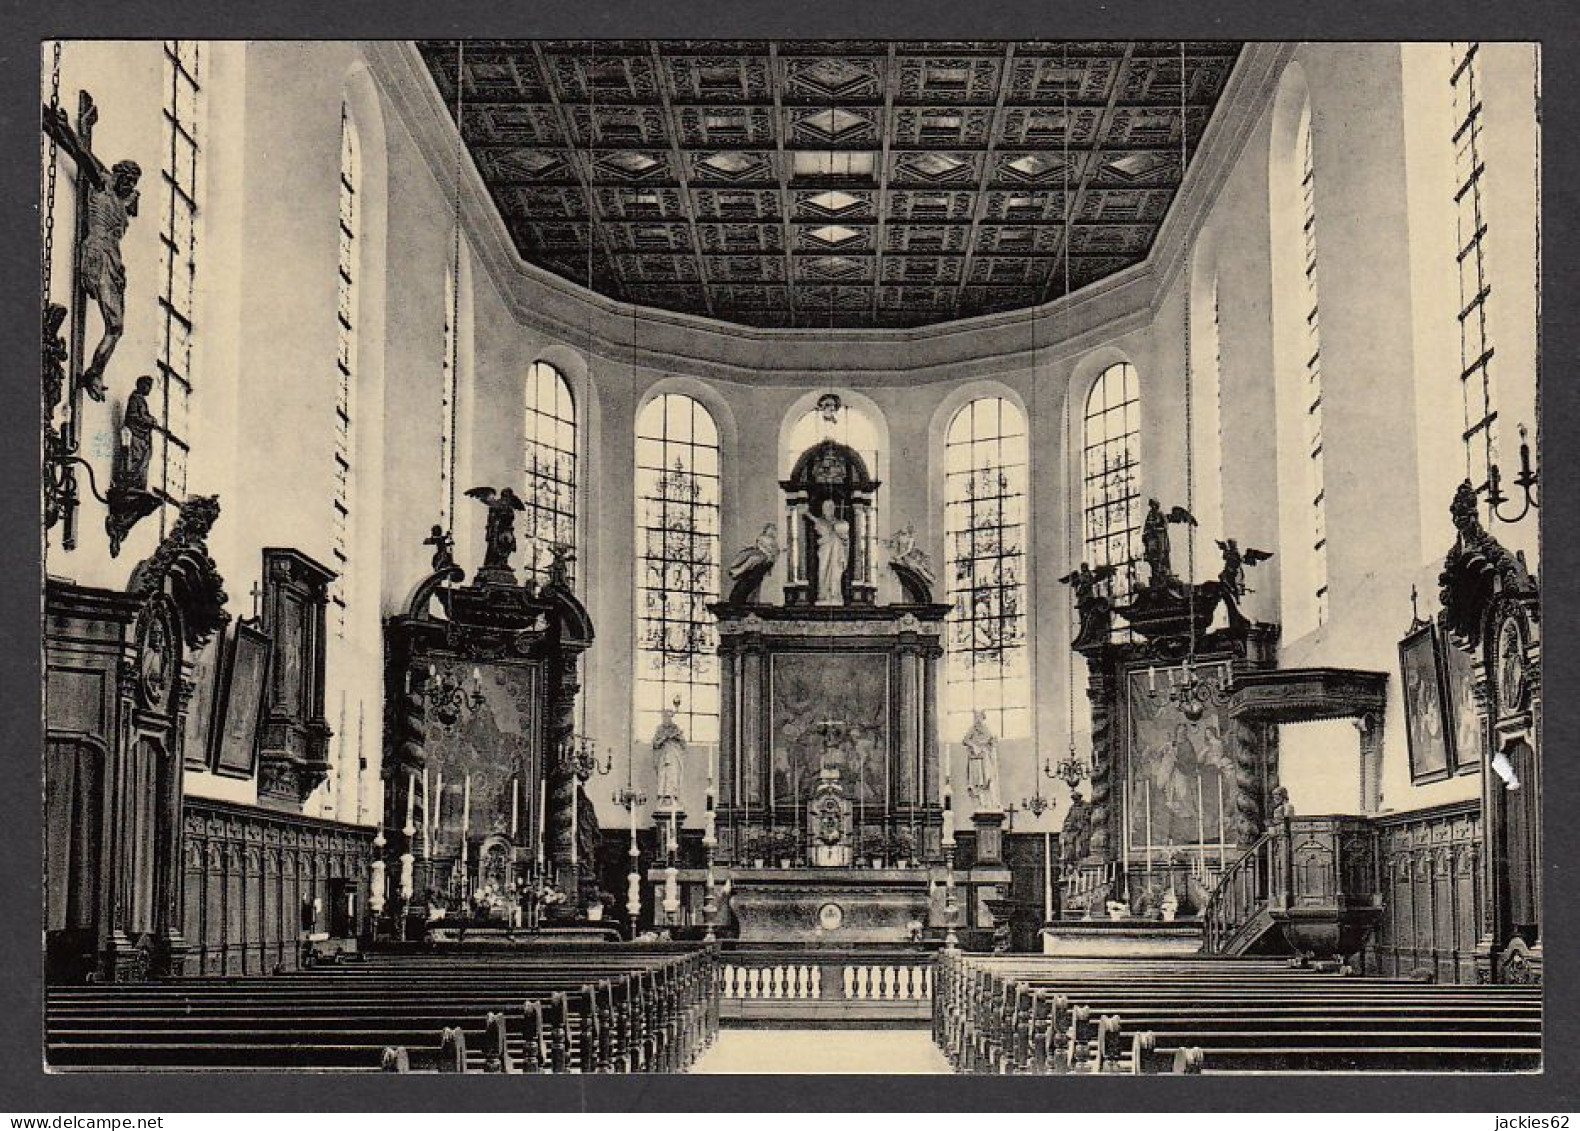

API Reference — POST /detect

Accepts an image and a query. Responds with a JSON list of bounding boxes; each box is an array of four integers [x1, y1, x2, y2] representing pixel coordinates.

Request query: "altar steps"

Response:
[[1040, 918, 1205, 957]]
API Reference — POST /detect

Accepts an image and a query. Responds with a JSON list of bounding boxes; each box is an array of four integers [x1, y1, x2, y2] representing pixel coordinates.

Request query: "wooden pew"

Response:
[[933, 952, 1541, 1076], [46, 944, 719, 1073]]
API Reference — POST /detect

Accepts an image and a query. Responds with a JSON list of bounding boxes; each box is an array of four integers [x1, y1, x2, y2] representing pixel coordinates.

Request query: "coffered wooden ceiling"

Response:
[[418, 40, 1243, 329]]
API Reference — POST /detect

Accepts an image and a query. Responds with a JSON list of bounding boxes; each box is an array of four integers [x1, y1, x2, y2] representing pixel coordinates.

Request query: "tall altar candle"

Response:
[[421, 769, 431, 859], [1196, 772, 1206, 875], [1217, 776, 1227, 864], [537, 776, 547, 867], [405, 770, 416, 832], [511, 773, 519, 839], [1143, 780, 1153, 878], [461, 773, 471, 874], [1043, 830, 1053, 924], [570, 777, 579, 867], [434, 770, 443, 847]]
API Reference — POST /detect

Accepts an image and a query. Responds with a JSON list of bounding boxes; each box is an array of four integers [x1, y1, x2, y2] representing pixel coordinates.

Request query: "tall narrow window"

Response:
[[944, 397, 1029, 741], [439, 266, 457, 532], [332, 104, 359, 636], [1451, 42, 1498, 496], [522, 361, 577, 588], [635, 394, 721, 745], [1082, 362, 1143, 620], [1296, 104, 1330, 625], [157, 40, 200, 512]]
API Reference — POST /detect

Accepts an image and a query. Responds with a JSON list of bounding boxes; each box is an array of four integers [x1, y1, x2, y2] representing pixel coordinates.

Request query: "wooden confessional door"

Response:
[[1500, 738, 1540, 940], [44, 739, 106, 979]]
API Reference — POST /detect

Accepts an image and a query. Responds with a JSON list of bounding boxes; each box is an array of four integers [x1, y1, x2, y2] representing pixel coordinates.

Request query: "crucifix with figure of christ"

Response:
[[43, 90, 142, 404], [813, 718, 847, 773], [42, 89, 145, 551]]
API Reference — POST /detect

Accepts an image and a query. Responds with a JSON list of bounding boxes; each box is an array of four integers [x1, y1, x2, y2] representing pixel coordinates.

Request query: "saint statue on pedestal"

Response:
[[962, 710, 1002, 813], [805, 498, 850, 606], [652, 703, 687, 811]]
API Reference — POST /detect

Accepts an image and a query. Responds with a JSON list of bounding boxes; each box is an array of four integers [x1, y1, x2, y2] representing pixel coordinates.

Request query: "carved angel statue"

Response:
[[423, 524, 456, 572], [652, 703, 687, 811], [887, 522, 936, 584], [1142, 498, 1197, 587], [1058, 561, 1118, 647], [962, 710, 1002, 813], [465, 486, 526, 572], [728, 522, 781, 579], [1215, 538, 1274, 599]]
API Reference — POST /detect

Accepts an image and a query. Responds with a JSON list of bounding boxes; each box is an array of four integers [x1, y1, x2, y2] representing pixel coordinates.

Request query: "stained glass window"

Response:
[[523, 361, 577, 588], [635, 394, 721, 744], [944, 397, 1029, 740], [1082, 361, 1143, 622]]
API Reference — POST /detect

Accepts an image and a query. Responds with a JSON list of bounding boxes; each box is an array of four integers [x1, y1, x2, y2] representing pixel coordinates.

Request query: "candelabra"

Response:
[[369, 828, 387, 918], [566, 733, 613, 782], [1051, 744, 1088, 795], [1486, 423, 1540, 524], [613, 781, 647, 935], [941, 779, 959, 949], [1145, 658, 1233, 723], [424, 664, 484, 730]]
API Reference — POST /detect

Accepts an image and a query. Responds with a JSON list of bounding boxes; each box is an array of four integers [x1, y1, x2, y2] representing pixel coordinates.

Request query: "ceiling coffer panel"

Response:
[[419, 39, 1241, 328]]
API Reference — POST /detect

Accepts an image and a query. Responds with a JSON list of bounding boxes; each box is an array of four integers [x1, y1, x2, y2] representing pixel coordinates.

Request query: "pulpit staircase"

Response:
[[1201, 816, 1384, 961], [1201, 832, 1280, 956]]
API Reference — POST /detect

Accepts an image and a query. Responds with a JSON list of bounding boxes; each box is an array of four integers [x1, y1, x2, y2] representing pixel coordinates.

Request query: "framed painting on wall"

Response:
[[1399, 619, 1452, 784], [211, 620, 273, 779], [1438, 615, 1484, 774], [182, 631, 224, 770]]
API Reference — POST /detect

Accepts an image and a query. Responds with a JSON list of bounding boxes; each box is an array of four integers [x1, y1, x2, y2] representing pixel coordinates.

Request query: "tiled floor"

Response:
[[688, 1028, 953, 1074]]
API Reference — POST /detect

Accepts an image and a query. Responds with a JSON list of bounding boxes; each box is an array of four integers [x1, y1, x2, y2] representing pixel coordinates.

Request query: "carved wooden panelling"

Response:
[[418, 41, 1242, 327], [182, 799, 374, 976], [1365, 802, 1483, 985]]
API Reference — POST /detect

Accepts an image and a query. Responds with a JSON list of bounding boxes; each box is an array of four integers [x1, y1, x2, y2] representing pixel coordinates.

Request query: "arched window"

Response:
[[331, 102, 359, 637], [1450, 42, 1499, 495], [635, 394, 721, 745], [1295, 103, 1330, 626], [522, 360, 577, 588], [156, 40, 201, 518], [944, 396, 1029, 741], [784, 397, 882, 480], [1190, 262, 1226, 545], [439, 265, 458, 532], [1082, 361, 1143, 615]]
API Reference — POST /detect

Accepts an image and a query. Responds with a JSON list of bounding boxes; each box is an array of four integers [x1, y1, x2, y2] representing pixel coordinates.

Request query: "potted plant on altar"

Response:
[[587, 891, 615, 922], [771, 830, 798, 869], [888, 829, 916, 868], [745, 837, 768, 869]]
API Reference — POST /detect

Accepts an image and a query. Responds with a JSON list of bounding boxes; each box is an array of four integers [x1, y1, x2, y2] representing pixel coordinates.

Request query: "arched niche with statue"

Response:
[[781, 439, 879, 607]]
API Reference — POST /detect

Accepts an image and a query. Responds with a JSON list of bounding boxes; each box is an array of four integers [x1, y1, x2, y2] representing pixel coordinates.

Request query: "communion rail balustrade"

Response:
[[717, 947, 936, 1026]]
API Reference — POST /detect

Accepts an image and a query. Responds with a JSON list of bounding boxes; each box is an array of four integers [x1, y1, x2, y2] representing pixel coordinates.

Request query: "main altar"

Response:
[[706, 415, 955, 943]]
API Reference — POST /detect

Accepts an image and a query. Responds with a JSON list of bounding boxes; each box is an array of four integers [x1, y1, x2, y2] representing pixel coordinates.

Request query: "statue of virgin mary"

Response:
[[652, 705, 687, 811]]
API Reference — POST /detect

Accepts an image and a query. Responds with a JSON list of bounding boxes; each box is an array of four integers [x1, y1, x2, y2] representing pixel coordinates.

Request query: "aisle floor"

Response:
[[688, 1028, 953, 1074]]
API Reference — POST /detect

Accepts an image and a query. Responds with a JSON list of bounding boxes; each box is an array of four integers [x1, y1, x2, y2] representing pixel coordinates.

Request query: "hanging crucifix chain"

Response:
[[42, 42, 62, 303]]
